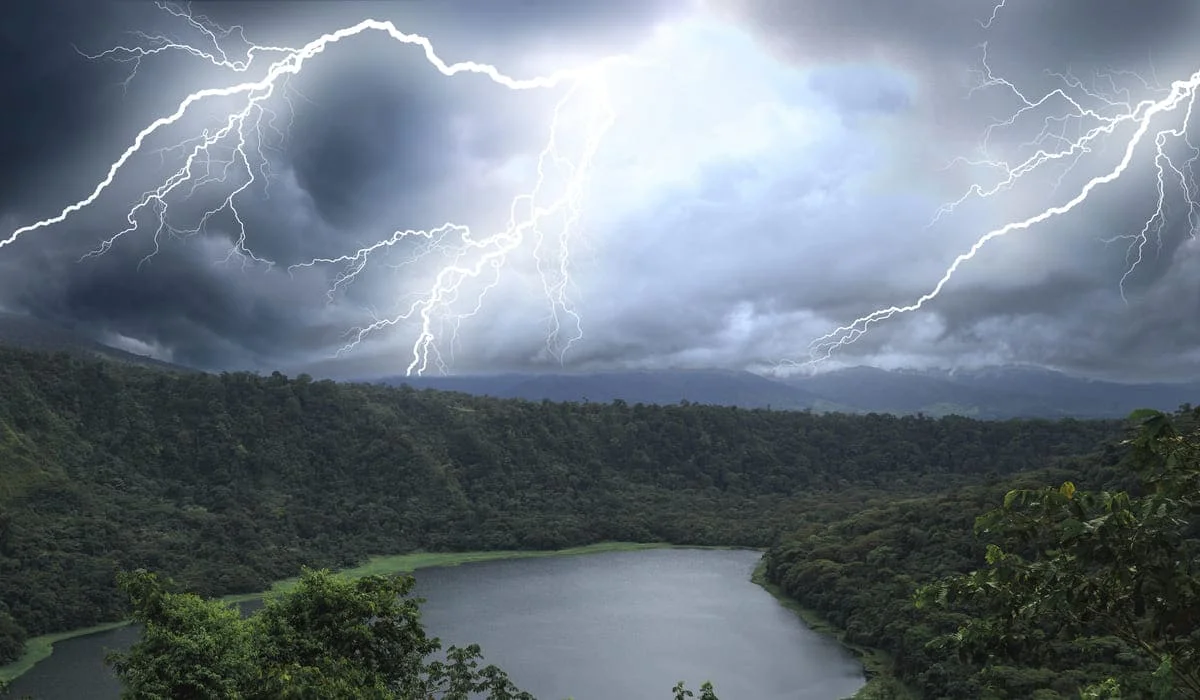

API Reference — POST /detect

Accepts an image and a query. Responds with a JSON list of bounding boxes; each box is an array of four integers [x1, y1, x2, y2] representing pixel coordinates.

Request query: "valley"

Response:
[[0, 345, 1164, 698]]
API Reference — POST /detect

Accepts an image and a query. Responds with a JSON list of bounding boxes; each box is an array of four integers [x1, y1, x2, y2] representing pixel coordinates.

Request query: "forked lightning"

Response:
[[5, 1, 1192, 374], [0, 1, 618, 375], [801, 2, 1200, 365]]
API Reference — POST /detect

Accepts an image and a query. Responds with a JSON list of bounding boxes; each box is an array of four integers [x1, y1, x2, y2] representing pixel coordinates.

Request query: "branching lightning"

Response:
[[287, 66, 617, 374], [799, 2, 1200, 366], [2, 1, 620, 375], [11, 0, 1194, 376], [978, 0, 1008, 29]]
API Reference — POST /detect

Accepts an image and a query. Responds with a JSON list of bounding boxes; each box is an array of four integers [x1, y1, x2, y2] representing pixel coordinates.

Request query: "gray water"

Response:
[[8, 548, 865, 700]]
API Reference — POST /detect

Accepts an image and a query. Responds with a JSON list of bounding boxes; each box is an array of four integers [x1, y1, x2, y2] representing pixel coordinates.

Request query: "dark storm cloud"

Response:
[[0, 0, 689, 372], [669, 0, 1200, 379], [7, 235, 341, 370], [3, 0, 1200, 380], [284, 63, 458, 228], [0, 1, 157, 211], [251, 0, 691, 228], [714, 0, 1200, 158]]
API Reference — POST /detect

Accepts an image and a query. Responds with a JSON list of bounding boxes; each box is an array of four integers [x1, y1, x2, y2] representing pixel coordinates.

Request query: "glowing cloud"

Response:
[[795, 8, 1200, 368], [0, 1, 625, 375]]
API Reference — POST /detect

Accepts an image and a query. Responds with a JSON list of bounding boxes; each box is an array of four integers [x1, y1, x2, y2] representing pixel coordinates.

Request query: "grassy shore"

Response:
[[750, 560, 918, 700], [0, 541, 749, 683], [220, 541, 735, 603], [0, 620, 131, 684]]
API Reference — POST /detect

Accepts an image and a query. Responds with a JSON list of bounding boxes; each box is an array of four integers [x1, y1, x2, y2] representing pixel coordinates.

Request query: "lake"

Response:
[[8, 548, 865, 699]]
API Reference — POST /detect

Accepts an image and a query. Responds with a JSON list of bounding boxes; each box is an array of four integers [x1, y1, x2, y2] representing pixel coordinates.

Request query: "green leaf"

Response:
[[1128, 408, 1164, 424]]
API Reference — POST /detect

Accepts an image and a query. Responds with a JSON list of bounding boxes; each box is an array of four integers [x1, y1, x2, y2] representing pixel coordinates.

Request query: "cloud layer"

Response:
[[2, 0, 1199, 381]]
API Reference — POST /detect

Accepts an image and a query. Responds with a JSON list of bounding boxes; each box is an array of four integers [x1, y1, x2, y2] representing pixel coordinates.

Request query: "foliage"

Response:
[[761, 441, 1164, 698], [917, 409, 1200, 698], [108, 567, 534, 699], [108, 567, 718, 700], [108, 570, 255, 698], [0, 346, 1118, 664], [762, 406, 1200, 698], [672, 680, 719, 700]]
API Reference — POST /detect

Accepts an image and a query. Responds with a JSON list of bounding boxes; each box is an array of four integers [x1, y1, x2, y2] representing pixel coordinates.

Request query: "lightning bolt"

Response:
[[2, 1, 621, 375], [289, 62, 618, 375], [798, 4, 1200, 366], [978, 0, 1008, 29]]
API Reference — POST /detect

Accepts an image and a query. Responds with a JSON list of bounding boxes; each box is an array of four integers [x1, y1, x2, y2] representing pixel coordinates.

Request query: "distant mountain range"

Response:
[[2, 311, 1196, 419], [380, 369, 834, 411], [0, 312, 191, 373], [786, 365, 1200, 419], [380, 365, 1200, 419]]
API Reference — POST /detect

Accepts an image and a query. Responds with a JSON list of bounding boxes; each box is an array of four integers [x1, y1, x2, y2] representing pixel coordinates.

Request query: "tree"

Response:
[[108, 569, 255, 698], [109, 567, 720, 699], [108, 568, 533, 699], [917, 409, 1200, 698], [672, 681, 719, 700]]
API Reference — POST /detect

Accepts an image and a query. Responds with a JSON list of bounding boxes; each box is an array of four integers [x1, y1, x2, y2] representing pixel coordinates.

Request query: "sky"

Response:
[[2, 0, 1200, 381]]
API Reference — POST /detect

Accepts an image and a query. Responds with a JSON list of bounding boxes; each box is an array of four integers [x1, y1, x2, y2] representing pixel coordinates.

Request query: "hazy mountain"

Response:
[[0, 312, 192, 373], [377, 369, 832, 410], [2, 309, 1193, 418], [377, 364, 1199, 419], [937, 365, 1200, 418], [784, 365, 1200, 419], [783, 366, 1007, 417]]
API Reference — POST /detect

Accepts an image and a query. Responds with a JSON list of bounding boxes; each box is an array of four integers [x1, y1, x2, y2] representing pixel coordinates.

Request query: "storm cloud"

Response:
[[1, 0, 1199, 381]]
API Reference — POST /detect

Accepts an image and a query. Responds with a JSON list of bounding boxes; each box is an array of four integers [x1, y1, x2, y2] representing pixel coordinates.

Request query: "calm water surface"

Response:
[[9, 549, 864, 699]]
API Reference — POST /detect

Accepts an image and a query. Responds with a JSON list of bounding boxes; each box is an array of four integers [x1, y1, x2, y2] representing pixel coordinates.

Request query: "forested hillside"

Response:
[[0, 346, 1124, 670], [762, 410, 1200, 698], [762, 464, 1126, 698]]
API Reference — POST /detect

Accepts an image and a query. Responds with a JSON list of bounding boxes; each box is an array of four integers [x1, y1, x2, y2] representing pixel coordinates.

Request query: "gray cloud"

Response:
[[0, 0, 687, 373], [1, 0, 1199, 381], [684, 0, 1200, 380]]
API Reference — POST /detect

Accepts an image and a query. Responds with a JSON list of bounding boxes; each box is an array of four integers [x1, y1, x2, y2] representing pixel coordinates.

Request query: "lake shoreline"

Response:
[[1, 541, 756, 684], [750, 560, 917, 699]]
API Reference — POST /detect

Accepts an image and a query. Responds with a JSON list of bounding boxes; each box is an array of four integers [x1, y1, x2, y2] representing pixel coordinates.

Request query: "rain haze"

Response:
[[2, 0, 1200, 381]]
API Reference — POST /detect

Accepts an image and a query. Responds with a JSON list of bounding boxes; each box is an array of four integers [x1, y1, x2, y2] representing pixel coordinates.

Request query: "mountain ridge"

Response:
[[378, 364, 1200, 419], [0, 312, 193, 374], [1, 311, 1193, 419]]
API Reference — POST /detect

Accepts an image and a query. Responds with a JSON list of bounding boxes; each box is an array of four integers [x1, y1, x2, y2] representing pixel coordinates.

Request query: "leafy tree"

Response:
[[108, 570, 254, 698], [108, 567, 720, 699], [917, 409, 1200, 697], [672, 681, 719, 700], [0, 612, 24, 668], [108, 568, 534, 699]]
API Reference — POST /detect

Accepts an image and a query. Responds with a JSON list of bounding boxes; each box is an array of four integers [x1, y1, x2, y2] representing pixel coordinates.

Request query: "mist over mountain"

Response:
[[379, 365, 1200, 419], [0, 311, 191, 373], [930, 365, 1200, 417], [3, 310, 1194, 419], [780, 364, 1200, 418]]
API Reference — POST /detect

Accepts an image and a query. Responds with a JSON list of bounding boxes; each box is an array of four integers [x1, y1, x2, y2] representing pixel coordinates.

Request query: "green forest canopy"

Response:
[[3, 346, 1195, 697]]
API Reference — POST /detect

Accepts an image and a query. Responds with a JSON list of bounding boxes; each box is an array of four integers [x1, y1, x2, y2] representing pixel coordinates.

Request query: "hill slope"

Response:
[[0, 312, 191, 373], [0, 346, 1122, 667]]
